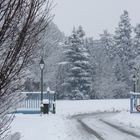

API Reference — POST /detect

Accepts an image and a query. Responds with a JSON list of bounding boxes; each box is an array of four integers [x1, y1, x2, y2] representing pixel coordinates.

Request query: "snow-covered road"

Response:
[[72, 112, 140, 140]]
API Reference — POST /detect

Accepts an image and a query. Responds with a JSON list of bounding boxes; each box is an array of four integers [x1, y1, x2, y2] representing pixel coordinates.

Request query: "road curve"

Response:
[[77, 118, 104, 140], [71, 112, 140, 140]]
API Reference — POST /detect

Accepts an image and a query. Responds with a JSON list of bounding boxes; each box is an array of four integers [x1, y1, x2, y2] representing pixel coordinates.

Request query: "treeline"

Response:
[[25, 10, 140, 99]]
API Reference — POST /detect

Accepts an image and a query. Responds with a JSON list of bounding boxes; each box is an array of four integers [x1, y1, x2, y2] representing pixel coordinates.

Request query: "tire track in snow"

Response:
[[72, 112, 140, 140], [100, 119, 140, 139], [77, 118, 104, 140]]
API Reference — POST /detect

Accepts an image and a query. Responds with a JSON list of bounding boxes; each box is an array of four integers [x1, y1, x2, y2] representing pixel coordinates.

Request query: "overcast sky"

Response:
[[53, 0, 140, 39]]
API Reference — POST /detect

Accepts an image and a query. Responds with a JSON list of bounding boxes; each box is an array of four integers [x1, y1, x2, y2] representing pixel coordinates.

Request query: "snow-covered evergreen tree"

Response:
[[133, 24, 140, 57], [100, 30, 115, 59], [84, 38, 97, 98], [114, 10, 132, 61], [113, 10, 132, 97], [89, 31, 118, 99], [63, 26, 91, 99]]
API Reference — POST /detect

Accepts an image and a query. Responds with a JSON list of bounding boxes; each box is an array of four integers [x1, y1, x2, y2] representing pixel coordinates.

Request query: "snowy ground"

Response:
[[11, 99, 140, 140]]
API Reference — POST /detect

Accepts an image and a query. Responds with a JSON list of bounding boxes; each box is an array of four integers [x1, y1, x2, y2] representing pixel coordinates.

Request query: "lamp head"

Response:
[[132, 74, 137, 82], [39, 58, 45, 70]]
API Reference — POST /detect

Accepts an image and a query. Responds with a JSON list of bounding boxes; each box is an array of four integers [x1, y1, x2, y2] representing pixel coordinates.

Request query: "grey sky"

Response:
[[53, 0, 140, 39]]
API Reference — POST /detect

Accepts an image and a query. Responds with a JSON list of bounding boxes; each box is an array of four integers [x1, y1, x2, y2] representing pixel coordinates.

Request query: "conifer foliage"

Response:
[[133, 24, 140, 57], [63, 26, 91, 99], [114, 10, 132, 61]]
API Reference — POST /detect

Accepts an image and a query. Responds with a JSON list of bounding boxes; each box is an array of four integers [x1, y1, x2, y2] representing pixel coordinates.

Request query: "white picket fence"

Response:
[[18, 92, 48, 109]]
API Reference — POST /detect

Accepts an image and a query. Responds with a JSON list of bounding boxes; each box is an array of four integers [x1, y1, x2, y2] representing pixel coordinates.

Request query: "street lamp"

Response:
[[132, 68, 137, 93], [132, 75, 137, 92], [39, 58, 45, 112]]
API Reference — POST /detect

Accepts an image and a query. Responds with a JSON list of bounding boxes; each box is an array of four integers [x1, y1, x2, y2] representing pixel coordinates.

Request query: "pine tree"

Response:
[[84, 38, 97, 98], [90, 30, 120, 99], [114, 10, 132, 61], [114, 10, 132, 83], [100, 30, 115, 59], [63, 26, 91, 99], [133, 24, 140, 57], [113, 10, 132, 97]]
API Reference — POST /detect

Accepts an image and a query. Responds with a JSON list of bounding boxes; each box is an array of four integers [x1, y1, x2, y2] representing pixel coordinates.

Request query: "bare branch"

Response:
[[0, 0, 54, 138]]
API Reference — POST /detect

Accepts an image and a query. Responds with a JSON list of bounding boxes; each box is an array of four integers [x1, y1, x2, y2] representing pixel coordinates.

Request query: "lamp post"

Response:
[[132, 74, 136, 92], [132, 68, 137, 93], [39, 58, 45, 112]]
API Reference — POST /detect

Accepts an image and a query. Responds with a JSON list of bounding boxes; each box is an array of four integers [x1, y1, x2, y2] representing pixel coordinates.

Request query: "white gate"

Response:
[[19, 92, 48, 109]]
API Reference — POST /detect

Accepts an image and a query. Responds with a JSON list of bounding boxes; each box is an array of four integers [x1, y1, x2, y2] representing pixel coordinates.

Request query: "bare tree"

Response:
[[0, 0, 54, 139]]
